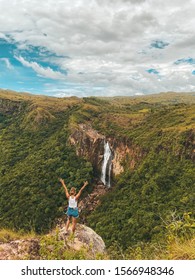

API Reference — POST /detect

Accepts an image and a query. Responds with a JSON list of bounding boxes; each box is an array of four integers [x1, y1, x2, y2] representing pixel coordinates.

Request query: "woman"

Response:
[[59, 178, 88, 234]]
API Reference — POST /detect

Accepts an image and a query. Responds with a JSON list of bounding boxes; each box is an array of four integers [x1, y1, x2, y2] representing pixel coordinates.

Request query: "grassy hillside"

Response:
[[99, 91, 195, 105], [0, 89, 194, 259]]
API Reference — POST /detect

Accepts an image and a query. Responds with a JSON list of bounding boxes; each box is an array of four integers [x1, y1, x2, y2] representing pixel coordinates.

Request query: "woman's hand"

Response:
[[59, 178, 67, 189], [59, 178, 64, 184], [84, 181, 88, 187]]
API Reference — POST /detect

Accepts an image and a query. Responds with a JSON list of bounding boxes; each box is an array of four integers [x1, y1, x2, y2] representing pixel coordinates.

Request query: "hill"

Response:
[[0, 89, 194, 259]]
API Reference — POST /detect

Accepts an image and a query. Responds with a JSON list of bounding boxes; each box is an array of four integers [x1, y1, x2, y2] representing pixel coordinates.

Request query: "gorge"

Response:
[[0, 90, 194, 259]]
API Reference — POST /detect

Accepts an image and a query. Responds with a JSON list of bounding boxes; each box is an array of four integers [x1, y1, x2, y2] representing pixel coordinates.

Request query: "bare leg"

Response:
[[65, 217, 70, 232], [72, 217, 77, 234]]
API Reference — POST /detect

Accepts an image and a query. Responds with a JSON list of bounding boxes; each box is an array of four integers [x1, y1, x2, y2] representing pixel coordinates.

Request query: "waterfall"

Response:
[[101, 141, 112, 187]]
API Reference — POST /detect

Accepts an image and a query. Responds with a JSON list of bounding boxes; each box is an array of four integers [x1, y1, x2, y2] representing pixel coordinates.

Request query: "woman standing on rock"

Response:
[[59, 178, 88, 234]]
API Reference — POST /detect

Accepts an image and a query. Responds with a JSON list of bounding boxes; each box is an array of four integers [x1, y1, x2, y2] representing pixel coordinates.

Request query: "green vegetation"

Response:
[[0, 89, 194, 259], [0, 90, 92, 233], [1, 214, 194, 260], [107, 212, 195, 260], [88, 153, 194, 247]]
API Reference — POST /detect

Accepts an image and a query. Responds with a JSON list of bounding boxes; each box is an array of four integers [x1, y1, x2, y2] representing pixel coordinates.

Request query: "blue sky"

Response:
[[0, 0, 195, 97], [0, 39, 69, 94]]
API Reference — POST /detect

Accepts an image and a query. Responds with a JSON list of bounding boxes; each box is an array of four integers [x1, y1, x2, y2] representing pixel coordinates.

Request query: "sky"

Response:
[[0, 0, 195, 97]]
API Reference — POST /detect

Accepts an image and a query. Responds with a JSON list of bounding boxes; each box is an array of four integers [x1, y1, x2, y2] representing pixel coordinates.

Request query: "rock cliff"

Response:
[[69, 123, 145, 178], [69, 123, 105, 173], [109, 138, 145, 175]]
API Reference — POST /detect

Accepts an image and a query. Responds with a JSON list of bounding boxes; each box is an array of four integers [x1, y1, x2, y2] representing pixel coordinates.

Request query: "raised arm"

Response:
[[75, 181, 88, 200], [59, 178, 70, 199]]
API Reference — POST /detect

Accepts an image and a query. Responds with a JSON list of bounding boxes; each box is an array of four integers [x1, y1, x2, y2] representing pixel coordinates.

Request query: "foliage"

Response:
[[107, 213, 195, 260], [88, 152, 195, 249], [0, 90, 194, 260], [166, 212, 195, 243], [0, 95, 93, 233]]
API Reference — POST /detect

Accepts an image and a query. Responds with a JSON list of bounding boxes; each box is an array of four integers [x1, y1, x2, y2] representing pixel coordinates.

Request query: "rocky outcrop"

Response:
[[56, 224, 105, 255], [182, 129, 195, 162], [0, 238, 40, 260], [0, 224, 105, 260]]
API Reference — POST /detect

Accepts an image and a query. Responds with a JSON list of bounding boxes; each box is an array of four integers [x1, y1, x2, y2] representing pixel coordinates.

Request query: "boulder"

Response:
[[0, 238, 40, 260], [0, 224, 105, 260], [56, 223, 106, 256]]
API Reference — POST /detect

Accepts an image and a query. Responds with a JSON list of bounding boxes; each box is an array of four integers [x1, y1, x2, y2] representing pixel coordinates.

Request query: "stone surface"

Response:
[[69, 123, 145, 177], [0, 238, 40, 260], [69, 123, 105, 172], [0, 224, 106, 260], [110, 139, 144, 175], [56, 223, 106, 255]]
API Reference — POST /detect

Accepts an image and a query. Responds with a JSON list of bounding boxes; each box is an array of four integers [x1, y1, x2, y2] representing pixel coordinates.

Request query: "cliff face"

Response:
[[109, 138, 145, 176], [0, 98, 24, 115], [69, 124, 105, 173], [69, 123, 145, 178]]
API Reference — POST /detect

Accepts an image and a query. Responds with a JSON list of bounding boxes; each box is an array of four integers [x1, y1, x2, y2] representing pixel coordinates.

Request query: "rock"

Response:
[[69, 123, 105, 172], [56, 223, 106, 256], [109, 138, 145, 175], [0, 238, 40, 260], [69, 123, 145, 177], [0, 224, 106, 260]]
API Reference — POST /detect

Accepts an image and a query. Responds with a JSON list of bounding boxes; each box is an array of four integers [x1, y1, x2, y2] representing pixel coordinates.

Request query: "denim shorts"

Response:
[[66, 207, 79, 218]]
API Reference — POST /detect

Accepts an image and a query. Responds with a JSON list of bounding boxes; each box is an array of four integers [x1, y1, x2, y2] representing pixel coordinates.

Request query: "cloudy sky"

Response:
[[0, 0, 195, 97]]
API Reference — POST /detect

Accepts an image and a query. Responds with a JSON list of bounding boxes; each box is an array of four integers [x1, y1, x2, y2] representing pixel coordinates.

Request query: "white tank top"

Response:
[[69, 196, 77, 208]]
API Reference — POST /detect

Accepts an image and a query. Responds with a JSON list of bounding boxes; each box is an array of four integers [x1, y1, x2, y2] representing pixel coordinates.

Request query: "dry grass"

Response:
[[99, 92, 195, 106], [168, 238, 195, 260], [0, 228, 37, 243], [0, 89, 82, 112]]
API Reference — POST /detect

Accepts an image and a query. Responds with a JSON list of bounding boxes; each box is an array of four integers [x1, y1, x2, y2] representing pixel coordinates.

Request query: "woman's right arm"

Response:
[[75, 181, 88, 200], [59, 178, 69, 199]]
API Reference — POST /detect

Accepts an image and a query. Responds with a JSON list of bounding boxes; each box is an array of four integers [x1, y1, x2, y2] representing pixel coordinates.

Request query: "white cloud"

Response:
[[0, 58, 14, 70], [0, 0, 195, 96], [15, 55, 66, 80], [0, 32, 7, 40]]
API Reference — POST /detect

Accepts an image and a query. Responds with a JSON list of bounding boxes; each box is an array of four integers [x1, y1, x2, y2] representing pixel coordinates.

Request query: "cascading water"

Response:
[[101, 141, 112, 187]]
